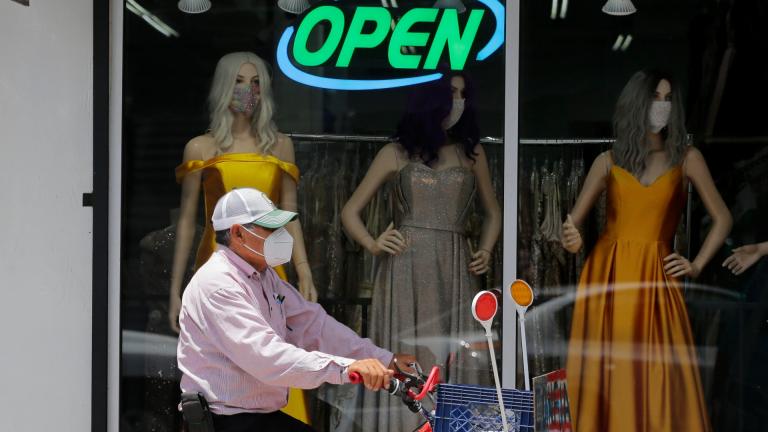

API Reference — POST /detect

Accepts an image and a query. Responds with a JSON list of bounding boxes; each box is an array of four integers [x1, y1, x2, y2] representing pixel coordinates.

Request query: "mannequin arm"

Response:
[[466, 144, 501, 275], [341, 143, 400, 254], [685, 147, 732, 274], [471, 144, 502, 253], [569, 151, 611, 227], [561, 152, 610, 253], [276, 134, 317, 302], [169, 137, 205, 332]]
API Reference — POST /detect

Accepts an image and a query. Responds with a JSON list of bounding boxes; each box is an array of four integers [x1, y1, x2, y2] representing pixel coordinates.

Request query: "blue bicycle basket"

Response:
[[433, 383, 534, 432]]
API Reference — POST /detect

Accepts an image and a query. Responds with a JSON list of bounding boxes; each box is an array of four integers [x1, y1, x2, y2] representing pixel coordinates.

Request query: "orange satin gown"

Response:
[[176, 152, 310, 424], [566, 163, 711, 432]]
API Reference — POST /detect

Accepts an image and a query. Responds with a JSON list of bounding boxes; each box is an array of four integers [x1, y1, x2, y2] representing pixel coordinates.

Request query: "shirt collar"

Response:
[[218, 245, 265, 279]]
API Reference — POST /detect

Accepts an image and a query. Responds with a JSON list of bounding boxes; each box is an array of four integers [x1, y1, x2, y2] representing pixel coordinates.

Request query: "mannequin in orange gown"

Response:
[[169, 52, 316, 423], [561, 70, 732, 431]]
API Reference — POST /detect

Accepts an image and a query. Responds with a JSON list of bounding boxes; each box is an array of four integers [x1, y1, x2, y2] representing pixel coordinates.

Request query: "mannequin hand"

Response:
[[561, 214, 583, 254], [296, 262, 318, 302], [663, 253, 700, 278], [723, 244, 763, 275], [469, 249, 492, 275], [169, 294, 181, 334], [372, 222, 406, 256]]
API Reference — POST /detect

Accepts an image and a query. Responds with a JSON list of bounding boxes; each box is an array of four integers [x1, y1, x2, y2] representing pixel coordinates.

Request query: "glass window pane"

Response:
[[518, 1, 768, 430], [119, 1, 507, 430]]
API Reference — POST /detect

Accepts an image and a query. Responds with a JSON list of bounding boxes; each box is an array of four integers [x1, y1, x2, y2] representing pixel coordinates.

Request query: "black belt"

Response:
[[211, 411, 315, 432]]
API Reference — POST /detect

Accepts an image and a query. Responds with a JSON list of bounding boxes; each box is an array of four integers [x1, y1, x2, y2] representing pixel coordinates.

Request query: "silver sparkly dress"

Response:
[[359, 162, 492, 432]]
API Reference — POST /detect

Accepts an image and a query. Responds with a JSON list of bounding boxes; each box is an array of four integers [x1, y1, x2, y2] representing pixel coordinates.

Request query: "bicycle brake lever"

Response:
[[393, 359, 424, 382]]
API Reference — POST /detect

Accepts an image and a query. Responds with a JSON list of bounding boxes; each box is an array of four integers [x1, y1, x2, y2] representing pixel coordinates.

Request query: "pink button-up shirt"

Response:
[[177, 247, 392, 415]]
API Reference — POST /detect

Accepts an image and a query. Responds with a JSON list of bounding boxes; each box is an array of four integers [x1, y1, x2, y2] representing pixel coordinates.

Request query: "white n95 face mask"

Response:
[[243, 226, 294, 267], [443, 98, 465, 130], [649, 101, 672, 133]]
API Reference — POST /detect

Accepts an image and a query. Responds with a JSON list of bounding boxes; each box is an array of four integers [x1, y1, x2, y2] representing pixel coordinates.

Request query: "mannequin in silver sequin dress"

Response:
[[341, 74, 502, 432]]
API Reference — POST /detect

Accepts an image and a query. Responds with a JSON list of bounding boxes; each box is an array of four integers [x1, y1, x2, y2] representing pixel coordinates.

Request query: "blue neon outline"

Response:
[[277, 26, 443, 91], [475, 0, 505, 61]]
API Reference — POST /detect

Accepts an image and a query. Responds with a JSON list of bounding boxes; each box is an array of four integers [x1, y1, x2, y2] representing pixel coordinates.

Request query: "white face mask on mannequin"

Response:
[[443, 98, 465, 130], [649, 101, 672, 133], [242, 226, 294, 267]]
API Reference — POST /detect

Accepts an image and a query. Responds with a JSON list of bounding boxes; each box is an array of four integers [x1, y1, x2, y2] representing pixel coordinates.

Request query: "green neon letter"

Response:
[[423, 9, 485, 70], [293, 6, 345, 67], [336, 7, 391, 67], [388, 9, 438, 69]]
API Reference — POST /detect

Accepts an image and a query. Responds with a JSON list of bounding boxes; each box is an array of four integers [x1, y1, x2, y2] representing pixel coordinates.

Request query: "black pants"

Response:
[[211, 411, 316, 432]]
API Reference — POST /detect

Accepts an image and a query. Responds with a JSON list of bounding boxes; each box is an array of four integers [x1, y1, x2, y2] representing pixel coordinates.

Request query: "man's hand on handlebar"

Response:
[[347, 359, 394, 391]]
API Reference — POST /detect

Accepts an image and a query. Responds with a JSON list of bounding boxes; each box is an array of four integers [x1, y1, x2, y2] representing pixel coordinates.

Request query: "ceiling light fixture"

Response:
[[277, 0, 310, 15], [178, 0, 211, 14], [550, 0, 558, 20], [602, 0, 637, 16], [612, 34, 625, 51], [433, 0, 466, 14], [127, 0, 179, 37], [620, 34, 633, 51]]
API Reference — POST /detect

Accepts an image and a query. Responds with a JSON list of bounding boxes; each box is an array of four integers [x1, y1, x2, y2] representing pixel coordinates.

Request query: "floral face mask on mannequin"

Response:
[[649, 101, 672, 133], [230, 83, 259, 116]]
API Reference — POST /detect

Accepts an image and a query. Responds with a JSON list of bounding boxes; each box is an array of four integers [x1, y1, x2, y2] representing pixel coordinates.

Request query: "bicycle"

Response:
[[350, 360, 534, 432]]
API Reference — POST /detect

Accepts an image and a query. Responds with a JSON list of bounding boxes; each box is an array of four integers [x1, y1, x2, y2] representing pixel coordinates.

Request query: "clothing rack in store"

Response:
[[519, 138, 614, 145], [290, 134, 701, 146], [288, 133, 390, 143], [287, 133, 506, 145], [288, 133, 616, 146], [703, 136, 768, 144]]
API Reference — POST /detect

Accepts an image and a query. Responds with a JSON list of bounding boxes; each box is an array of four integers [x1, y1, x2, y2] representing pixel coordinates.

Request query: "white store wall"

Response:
[[0, 0, 93, 430]]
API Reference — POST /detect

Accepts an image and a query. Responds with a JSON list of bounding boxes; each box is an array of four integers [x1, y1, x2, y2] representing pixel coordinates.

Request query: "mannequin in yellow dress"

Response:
[[561, 70, 732, 431], [168, 52, 316, 423]]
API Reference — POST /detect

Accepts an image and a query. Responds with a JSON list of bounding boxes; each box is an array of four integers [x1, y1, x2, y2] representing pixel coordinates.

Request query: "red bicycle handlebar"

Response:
[[348, 365, 440, 401], [348, 371, 363, 384], [349, 368, 437, 432]]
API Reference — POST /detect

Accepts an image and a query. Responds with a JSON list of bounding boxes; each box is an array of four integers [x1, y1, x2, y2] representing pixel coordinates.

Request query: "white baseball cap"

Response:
[[212, 188, 297, 231]]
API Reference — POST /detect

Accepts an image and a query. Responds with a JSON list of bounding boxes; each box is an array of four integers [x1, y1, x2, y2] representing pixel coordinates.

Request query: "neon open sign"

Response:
[[276, 0, 505, 91]]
